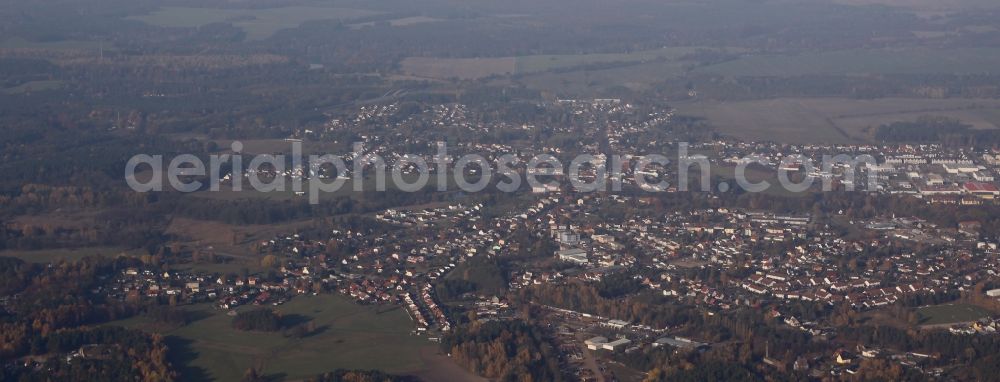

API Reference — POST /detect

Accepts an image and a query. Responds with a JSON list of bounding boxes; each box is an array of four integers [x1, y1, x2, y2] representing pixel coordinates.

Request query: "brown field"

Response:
[[410, 347, 487, 382], [513, 60, 690, 96], [165, 216, 319, 255], [129, 6, 379, 40], [401, 57, 517, 80], [674, 97, 1000, 144]]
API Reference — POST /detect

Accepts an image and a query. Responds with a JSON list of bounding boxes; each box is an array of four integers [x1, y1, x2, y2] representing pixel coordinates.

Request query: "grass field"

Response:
[[114, 294, 428, 381], [674, 97, 1000, 144], [696, 48, 1000, 77], [129, 6, 379, 40], [400, 57, 518, 80], [916, 304, 992, 326], [401, 47, 718, 80], [513, 47, 709, 74], [2, 80, 64, 94], [348, 16, 443, 30], [164, 216, 320, 257], [513, 59, 692, 96]]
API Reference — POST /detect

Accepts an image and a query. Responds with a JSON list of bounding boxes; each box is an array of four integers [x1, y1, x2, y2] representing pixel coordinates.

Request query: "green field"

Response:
[[129, 6, 379, 40], [674, 97, 1000, 144], [2, 80, 64, 95], [696, 48, 1000, 77], [916, 304, 992, 326], [513, 47, 710, 74], [402, 47, 721, 81], [114, 294, 428, 381], [349, 16, 443, 30]]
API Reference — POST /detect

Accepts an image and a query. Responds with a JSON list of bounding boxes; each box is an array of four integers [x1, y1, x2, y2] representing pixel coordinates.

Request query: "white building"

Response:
[[556, 248, 589, 265]]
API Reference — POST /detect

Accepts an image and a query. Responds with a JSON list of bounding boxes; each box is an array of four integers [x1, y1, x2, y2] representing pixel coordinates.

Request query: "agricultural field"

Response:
[[114, 294, 429, 381], [400, 57, 517, 80], [348, 16, 443, 30], [512, 47, 710, 74], [695, 48, 1000, 77], [2, 80, 63, 95], [164, 217, 318, 256], [401, 47, 719, 81], [674, 97, 1000, 144], [916, 304, 993, 326], [512, 60, 692, 96], [128, 6, 379, 40]]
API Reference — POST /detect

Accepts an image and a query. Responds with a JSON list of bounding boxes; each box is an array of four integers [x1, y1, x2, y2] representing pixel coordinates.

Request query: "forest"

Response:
[[440, 320, 562, 382]]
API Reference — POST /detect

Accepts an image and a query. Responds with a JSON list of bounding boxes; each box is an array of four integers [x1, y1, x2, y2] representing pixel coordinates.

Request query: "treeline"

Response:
[[0, 326, 175, 382], [441, 320, 562, 382], [436, 279, 477, 301], [519, 282, 701, 328], [231, 308, 282, 332], [595, 272, 644, 299], [841, 324, 1000, 379], [0, 256, 147, 358], [443, 257, 509, 296], [646, 360, 759, 382], [172, 187, 461, 226], [306, 369, 418, 382], [875, 116, 1000, 147], [0, 206, 169, 253]]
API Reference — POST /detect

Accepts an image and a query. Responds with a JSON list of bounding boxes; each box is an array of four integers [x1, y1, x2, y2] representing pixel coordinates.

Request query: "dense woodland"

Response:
[[303, 369, 417, 382], [519, 282, 703, 329], [231, 308, 282, 332], [441, 320, 563, 382]]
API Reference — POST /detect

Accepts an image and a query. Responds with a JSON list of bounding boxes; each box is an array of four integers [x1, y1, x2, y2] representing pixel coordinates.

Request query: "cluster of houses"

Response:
[[515, 194, 1000, 321], [376, 204, 482, 227], [106, 268, 298, 309], [949, 318, 1000, 335]]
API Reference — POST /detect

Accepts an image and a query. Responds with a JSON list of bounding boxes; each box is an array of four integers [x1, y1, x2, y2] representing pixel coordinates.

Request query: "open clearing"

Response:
[[165, 216, 318, 254], [348, 16, 443, 30], [401, 57, 517, 80], [114, 294, 428, 381], [129, 6, 379, 40], [916, 303, 992, 326], [696, 48, 1000, 77], [513, 47, 711, 74], [513, 60, 692, 96], [401, 47, 717, 80], [674, 98, 1000, 144], [2, 80, 64, 94]]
